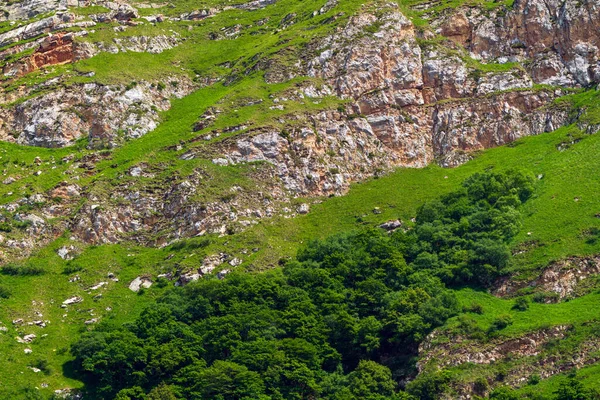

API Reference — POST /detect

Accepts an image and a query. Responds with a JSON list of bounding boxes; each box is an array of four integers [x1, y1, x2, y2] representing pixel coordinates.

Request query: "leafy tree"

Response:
[[489, 386, 520, 400], [147, 383, 177, 400], [406, 370, 453, 400], [177, 361, 265, 400], [347, 360, 396, 400], [554, 377, 599, 400]]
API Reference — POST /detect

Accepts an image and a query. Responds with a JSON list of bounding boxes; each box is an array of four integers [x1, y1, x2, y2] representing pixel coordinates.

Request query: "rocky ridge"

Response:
[[494, 256, 600, 300], [419, 325, 600, 398], [0, 0, 596, 255]]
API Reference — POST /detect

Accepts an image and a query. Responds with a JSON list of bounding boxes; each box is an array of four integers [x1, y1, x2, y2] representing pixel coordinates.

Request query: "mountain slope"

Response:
[[1, 0, 600, 398]]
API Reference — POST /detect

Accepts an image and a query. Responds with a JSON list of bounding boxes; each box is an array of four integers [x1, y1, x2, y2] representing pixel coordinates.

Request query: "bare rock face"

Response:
[[432, 89, 569, 163], [0, 1, 593, 248], [129, 276, 152, 292], [0, 13, 79, 49], [418, 325, 570, 372], [494, 256, 600, 300], [109, 35, 180, 54], [0, 77, 195, 148], [0, 0, 64, 22], [2, 32, 76, 78], [418, 324, 600, 398], [308, 11, 424, 113]]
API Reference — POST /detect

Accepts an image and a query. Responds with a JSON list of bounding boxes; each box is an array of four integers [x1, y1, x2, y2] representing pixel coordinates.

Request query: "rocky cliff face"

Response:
[[432, 0, 600, 86], [418, 324, 600, 398], [212, 7, 572, 196], [3, 32, 76, 78], [494, 256, 600, 300]]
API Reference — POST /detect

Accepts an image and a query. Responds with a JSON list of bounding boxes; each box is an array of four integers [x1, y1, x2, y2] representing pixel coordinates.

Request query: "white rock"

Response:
[[229, 257, 242, 267], [297, 203, 310, 214], [62, 296, 83, 306], [89, 282, 107, 291], [129, 276, 153, 292]]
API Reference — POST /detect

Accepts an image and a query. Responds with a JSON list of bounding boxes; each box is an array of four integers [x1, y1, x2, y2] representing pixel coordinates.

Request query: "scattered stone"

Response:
[[12, 319, 23, 325], [212, 158, 229, 166], [297, 203, 310, 214], [24, 348, 32, 354], [107, 272, 119, 282], [373, 207, 382, 214], [84, 318, 98, 325], [62, 296, 83, 306], [229, 257, 242, 267], [89, 282, 107, 291], [217, 269, 231, 279], [50, 182, 81, 200], [69, 275, 81, 283], [379, 220, 402, 231], [16, 334, 36, 343], [57, 246, 75, 260], [176, 272, 201, 286], [128, 276, 153, 292], [2, 177, 15, 185], [129, 166, 143, 177]]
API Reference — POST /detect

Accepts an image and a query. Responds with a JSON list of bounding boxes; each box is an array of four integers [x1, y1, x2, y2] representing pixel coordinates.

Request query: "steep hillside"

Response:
[[1, 0, 600, 398]]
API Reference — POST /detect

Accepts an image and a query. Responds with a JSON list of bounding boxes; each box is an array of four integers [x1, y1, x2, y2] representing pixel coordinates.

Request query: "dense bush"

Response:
[[393, 170, 534, 286], [512, 297, 530, 311], [1, 263, 44, 276], [72, 229, 456, 399], [0, 285, 10, 299]]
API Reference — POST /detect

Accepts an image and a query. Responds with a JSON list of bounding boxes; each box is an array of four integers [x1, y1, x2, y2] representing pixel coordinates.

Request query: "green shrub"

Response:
[[533, 291, 560, 304], [463, 303, 484, 314], [63, 262, 83, 275], [512, 297, 530, 311], [527, 374, 541, 385], [0, 285, 11, 299], [489, 314, 513, 334], [1, 263, 44, 276], [473, 376, 489, 394], [32, 359, 51, 375]]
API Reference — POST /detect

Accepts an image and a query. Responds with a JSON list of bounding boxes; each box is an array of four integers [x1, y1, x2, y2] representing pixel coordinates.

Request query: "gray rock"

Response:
[[379, 220, 402, 231]]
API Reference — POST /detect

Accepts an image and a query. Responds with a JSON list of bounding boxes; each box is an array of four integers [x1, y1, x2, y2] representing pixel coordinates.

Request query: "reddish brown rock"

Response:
[[440, 11, 471, 45], [2, 33, 75, 78]]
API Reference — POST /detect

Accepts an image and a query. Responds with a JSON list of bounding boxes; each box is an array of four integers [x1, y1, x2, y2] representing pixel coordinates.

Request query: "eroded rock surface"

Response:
[[494, 256, 600, 300], [0, 77, 194, 148], [431, 0, 600, 86]]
